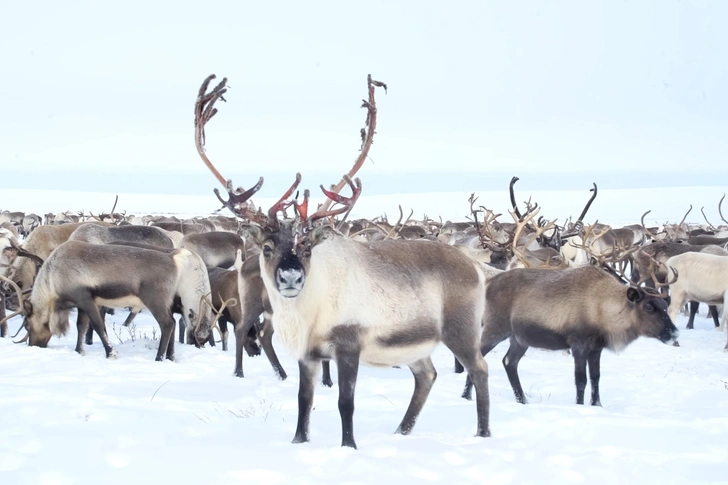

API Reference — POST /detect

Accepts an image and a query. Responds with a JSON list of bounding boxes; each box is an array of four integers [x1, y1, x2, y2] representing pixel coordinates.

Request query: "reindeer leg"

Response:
[[502, 338, 529, 404], [462, 326, 508, 401], [454, 357, 464, 374], [334, 346, 361, 449], [322, 360, 333, 388], [292, 359, 321, 445], [77, 301, 116, 359], [396, 357, 436, 435], [587, 348, 603, 406], [257, 318, 287, 380], [179, 316, 186, 344], [0, 293, 7, 338], [709, 305, 720, 328], [219, 318, 229, 351], [687, 301, 699, 329], [148, 306, 175, 361], [572, 348, 588, 405], [122, 309, 139, 327], [233, 319, 247, 377], [75, 311, 90, 355], [243, 324, 260, 356]]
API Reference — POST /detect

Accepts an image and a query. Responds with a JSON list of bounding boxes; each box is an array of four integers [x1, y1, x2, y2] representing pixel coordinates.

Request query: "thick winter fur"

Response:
[[665, 252, 728, 350], [69, 223, 174, 249], [462, 266, 679, 405], [248, 221, 491, 448], [7, 223, 85, 291], [181, 231, 246, 268], [25, 241, 213, 360]]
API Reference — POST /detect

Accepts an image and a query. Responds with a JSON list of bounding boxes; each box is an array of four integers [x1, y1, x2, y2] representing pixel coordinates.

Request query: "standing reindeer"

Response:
[[194, 73, 490, 448], [461, 265, 679, 405]]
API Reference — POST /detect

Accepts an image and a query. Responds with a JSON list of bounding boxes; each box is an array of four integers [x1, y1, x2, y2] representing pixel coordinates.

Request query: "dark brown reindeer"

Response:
[[195, 73, 490, 449], [9, 241, 214, 361], [461, 264, 679, 405]]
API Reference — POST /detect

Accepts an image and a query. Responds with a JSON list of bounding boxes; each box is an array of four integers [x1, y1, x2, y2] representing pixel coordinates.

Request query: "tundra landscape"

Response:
[[2, 1, 727, 484]]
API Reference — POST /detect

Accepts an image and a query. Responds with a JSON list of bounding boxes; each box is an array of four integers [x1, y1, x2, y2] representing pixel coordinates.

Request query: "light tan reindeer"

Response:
[[195, 73, 491, 449]]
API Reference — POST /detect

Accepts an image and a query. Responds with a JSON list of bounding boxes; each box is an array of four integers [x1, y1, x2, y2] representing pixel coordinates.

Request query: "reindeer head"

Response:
[[193, 72, 382, 299]]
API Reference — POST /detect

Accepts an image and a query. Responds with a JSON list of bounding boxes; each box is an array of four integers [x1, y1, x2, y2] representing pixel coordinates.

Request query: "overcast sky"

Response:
[[1, 0, 726, 196]]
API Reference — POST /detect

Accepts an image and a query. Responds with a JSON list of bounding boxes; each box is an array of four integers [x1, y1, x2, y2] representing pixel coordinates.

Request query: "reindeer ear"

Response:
[[309, 225, 336, 248], [240, 225, 265, 246], [23, 299, 33, 316], [626, 287, 643, 303]]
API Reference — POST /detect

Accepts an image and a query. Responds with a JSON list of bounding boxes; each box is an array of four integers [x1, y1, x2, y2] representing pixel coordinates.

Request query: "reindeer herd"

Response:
[[1, 74, 726, 449]]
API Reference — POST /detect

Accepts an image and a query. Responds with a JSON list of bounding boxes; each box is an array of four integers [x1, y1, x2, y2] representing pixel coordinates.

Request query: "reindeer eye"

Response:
[[644, 302, 655, 314], [263, 246, 272, 259]]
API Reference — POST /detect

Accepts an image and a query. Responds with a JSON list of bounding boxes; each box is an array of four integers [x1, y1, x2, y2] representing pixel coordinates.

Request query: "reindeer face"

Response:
[[244, 220, 334, 299], [24, 301, 53, 347], [626, 288, 679, 345]]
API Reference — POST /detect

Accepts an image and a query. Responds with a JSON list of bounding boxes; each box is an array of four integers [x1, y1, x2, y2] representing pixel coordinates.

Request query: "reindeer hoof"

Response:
[[234, 370, 244, 378], [476, 428, 491, 438], [672, 340, 681, 347], [107, 349, 118, 359]]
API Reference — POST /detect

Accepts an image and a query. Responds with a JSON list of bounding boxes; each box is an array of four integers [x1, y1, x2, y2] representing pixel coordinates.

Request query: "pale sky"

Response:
[[2, 0, 727, 196]]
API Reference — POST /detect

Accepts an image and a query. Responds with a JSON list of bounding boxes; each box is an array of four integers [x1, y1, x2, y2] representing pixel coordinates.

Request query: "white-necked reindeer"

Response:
[[194, 74, 490, 449]]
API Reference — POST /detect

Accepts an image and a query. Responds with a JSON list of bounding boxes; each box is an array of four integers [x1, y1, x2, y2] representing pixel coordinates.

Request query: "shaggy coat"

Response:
[[249, 221, 491, 448]]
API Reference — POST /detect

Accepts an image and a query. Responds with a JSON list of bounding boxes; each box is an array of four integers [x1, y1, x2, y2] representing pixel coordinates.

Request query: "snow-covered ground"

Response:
[[1, 308, 726, 484]]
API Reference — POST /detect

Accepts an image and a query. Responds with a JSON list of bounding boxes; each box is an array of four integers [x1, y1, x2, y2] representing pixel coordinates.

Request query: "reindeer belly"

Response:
[[685, 289, 724, 306], [360, 340, 439, 367], [94, 295, 146, 312], [512, 320, 569, 350]]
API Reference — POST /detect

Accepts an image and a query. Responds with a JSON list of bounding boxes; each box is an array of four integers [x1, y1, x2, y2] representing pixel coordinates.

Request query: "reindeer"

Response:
[[634, 240, 728, 329], [194, 73, 489, 448], [180, 231, 247, 268], [8, 240, 214, 361], [207, 251, 288, 380], [664, 252, 728, 350], [2, 223, 86, 292], [461, 265, 679, 405], [68, 223, 174, 249]]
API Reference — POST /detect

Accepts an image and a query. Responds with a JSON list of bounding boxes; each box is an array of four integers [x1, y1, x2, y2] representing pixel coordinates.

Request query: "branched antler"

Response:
[[318, 74, 386, 213]]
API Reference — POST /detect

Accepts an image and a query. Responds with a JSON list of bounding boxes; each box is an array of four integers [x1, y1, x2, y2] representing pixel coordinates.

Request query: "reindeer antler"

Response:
[[307, 176, 362, 227], [317, 74, 386, 213]]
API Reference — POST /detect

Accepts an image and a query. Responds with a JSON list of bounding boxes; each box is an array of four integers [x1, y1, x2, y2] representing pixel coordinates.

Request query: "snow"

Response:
[[1, 308, 726, 484], [2, 187, 728, 483]]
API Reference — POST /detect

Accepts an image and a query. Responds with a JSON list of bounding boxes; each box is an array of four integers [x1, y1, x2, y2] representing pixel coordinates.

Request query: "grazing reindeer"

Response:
[[462, 265, 679, 405], [194, 73, 489, 448], [10, 241, 214, 361]]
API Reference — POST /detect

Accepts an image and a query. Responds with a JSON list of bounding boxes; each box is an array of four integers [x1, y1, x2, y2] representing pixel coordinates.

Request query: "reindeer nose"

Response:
[[277, 268, 303, 287]]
